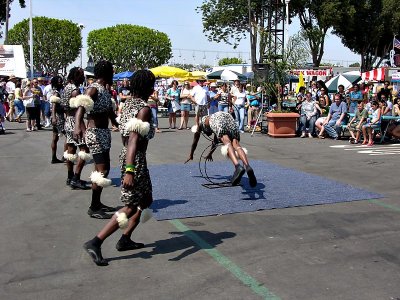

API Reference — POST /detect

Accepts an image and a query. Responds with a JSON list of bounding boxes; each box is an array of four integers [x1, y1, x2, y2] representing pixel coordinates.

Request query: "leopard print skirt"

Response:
[[64, 116, 85, 146], [119, 146, 152, 208], [85, 127, 111, 155], [54, 112, 65, 136]]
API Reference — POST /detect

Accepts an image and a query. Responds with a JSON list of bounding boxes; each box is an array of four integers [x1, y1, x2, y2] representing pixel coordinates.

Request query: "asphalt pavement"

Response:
[[0, 117, 399, 300]]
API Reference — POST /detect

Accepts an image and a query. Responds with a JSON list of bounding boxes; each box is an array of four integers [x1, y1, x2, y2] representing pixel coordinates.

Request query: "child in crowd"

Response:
[[347, 102, 368, 144], [361, 100, 381, 146]]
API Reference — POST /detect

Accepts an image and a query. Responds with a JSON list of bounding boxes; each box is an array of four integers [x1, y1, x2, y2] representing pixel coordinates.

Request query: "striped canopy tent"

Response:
[[361, 67, 386, 82], [206, 69, 247, 81], [325, 71, 361, 93]]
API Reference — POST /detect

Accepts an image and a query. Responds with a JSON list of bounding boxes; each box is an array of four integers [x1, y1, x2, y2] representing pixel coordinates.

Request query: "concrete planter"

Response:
[[266, 112, 300, 137]]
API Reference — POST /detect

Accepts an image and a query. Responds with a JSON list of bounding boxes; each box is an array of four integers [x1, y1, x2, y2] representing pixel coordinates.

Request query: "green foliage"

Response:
[[218, 57, 244, 66], [332, 0, 400, 71], [170, 63, 211, 71], [197, 0, 267, 66], [0, 0, 26, 38], [197, 0, 250, 48], [285, 32, 310, 68], [349, 62, 360, 67], [197, 0, 337, 68], [7, 16, 81, 75], [290, 0, 344, 67], [87, 24, 172, 72]]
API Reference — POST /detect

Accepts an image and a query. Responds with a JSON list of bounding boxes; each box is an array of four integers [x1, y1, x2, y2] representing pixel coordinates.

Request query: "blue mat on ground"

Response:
[[109, 160, 383, 221]]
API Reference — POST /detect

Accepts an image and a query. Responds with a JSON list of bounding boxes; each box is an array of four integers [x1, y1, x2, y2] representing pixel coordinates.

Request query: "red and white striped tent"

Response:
[[361, 67, 386, 81]]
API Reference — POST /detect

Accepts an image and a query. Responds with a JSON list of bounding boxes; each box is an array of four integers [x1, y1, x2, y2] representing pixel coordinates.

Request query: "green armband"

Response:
[[125, 164, 136, 173]]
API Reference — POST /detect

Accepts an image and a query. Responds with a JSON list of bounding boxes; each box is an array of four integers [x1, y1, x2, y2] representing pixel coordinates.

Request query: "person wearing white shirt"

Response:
[[190, 79, 209, 127], [5, 75, 16, 121], [43, 83, 53, 127], [230, 79, 240, 97], [233, 83, 247, 133]]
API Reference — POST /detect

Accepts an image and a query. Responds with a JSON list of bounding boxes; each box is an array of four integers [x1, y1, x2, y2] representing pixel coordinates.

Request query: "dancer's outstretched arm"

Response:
[[185, 130, 201, 163], [205, 134, 218, 161]]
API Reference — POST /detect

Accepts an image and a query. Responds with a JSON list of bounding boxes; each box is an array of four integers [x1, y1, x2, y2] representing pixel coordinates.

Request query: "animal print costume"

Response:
[[85, 82, 113, 155], [202, 111, 240, 141], [52, 89, 65, 135], [62, 83, 85, 146], [119, 98, 155, 208]]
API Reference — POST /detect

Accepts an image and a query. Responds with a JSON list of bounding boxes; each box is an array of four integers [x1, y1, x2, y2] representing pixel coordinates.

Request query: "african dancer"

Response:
[[74, 60, 118, 219], [62, 67, 92, 190], [185, 111, 257, 187], [83, 69, 155, 266]]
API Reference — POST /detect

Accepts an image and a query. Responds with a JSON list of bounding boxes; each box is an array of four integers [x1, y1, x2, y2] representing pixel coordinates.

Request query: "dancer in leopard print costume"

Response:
[[185, 111, 257, 187], [49, 76, 65, 164], [74, 60, 118, 220], [83, 69, 156, 266], [62, 67, 91, 190]]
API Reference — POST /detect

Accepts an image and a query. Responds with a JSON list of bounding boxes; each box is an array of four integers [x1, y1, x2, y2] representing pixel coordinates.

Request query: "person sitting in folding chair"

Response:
[[185, 111, 257, 187]]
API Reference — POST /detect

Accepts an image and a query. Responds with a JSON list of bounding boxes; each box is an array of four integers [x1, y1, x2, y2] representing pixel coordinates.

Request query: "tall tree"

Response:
[[87, 24, 172, 71], [332, 0, 400, 71], [285, 31, 310, 68], [198, 0, 341, 70], [0, 0, 26, 39], [197, 0, 265, 69], [289, 0, 344, 67], [7, 17, 81, 75]]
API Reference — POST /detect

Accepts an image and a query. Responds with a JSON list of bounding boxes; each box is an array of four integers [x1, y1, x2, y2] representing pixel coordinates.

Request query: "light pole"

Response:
[[79, 23, 84, 68], [285, 0, 290, 50], [29, 0, 33, 79]]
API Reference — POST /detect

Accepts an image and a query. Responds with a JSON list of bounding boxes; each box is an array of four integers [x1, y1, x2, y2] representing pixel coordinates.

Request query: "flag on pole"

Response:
[[296, 72, 305, 93], [394, 38, 400, 50]]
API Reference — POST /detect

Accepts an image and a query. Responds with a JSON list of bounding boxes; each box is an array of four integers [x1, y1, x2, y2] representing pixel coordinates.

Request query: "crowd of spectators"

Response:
[[115, 78, 266, 134], [291, 79, 400, 146], [3, 72, 399, 146]]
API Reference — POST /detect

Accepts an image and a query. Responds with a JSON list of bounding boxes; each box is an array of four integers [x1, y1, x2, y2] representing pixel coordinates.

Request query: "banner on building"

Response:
[[289, 69, 333, 77], [0, 45, 26, 78]]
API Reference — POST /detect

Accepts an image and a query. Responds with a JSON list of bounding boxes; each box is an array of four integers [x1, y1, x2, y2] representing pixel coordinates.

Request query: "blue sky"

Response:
[[3, 0, 360, 68]]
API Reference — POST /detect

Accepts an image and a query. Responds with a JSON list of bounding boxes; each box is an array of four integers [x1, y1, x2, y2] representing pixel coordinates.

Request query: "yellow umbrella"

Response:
[[191, 71, 207, 78], [150, 66, 189, 78], [296, 71, 305, 93]]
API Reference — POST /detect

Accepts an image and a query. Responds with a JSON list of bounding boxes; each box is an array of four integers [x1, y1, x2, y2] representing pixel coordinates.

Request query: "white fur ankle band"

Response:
[[50, 95, 61, 103], [115, 212, 128, 229], [63, 151, 77, 163], [74, 95, 94, 112], [78, 151, 92, 162], [125, 117, 150, 137], [90, 171, 112, 187], [220, 144, 230, 158]]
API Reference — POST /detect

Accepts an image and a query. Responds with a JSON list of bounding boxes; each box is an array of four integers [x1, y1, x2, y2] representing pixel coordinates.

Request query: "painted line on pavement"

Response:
[[169, 219, 280, 300], [369, 199, 400, 212]]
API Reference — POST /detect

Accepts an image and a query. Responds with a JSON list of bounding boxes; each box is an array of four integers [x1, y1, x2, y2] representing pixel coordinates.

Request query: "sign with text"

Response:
[[0, 45, 26, 78], [290, 69, 333, 77]]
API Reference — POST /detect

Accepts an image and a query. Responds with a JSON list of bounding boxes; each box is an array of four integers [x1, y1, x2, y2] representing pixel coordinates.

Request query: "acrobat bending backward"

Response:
[[185, 111, 257, 187]]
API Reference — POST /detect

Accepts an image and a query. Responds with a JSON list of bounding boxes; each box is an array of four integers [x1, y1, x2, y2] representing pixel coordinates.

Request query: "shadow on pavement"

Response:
[[107, 230, 236, 263]]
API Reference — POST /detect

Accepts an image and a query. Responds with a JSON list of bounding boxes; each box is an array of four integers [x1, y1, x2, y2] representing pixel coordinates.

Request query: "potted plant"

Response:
[[261, 65, 300, 138]]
